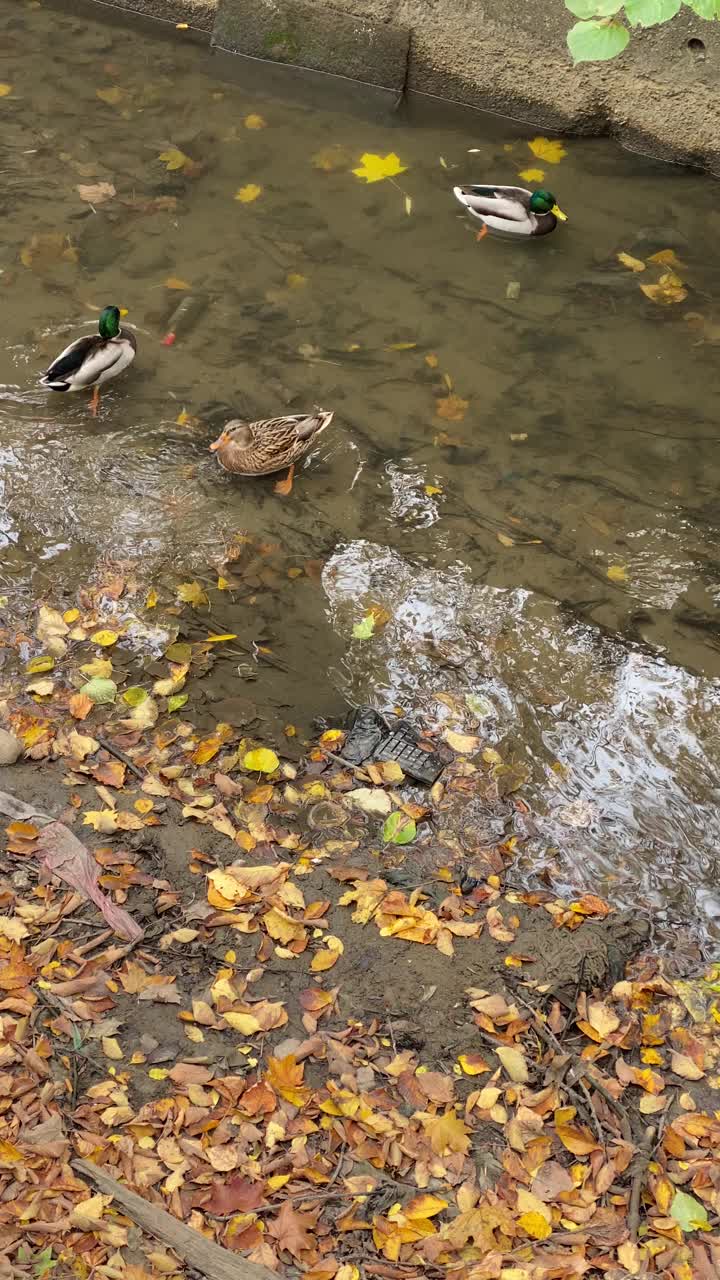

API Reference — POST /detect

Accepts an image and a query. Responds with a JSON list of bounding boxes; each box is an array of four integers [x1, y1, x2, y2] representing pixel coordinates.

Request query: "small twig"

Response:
[[514, 992, 617, 1145], [629, 1124, 656, 1242], [95, 734, 145, 780]]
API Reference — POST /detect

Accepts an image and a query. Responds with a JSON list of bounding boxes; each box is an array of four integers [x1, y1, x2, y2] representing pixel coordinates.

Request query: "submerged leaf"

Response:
[[235, 183, 263, 203], [435, 393, 468, 422], [158, 147, 192, 171], [527, 137, 567, 164]]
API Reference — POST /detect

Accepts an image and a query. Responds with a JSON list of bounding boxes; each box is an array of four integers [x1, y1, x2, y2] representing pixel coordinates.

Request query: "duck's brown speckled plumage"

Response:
[[209, 410, 334, 476]]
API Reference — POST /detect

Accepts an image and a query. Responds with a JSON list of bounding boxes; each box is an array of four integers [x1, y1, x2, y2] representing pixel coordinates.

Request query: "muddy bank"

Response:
[[86, 0, 720, 171]]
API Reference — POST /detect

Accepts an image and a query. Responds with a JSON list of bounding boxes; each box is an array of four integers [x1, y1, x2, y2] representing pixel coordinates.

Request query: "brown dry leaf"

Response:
[[267, 1200, 318, 1258], [77, 182, 116, 205], [69, 692, 94, 720], [435, 393, 469, 422], [587, 999, 620, 1038], [671, 1051, 705, 1080]]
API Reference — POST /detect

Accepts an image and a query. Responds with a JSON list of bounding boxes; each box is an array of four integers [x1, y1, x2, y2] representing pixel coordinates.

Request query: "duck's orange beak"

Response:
[[209, 432, 228, 452]]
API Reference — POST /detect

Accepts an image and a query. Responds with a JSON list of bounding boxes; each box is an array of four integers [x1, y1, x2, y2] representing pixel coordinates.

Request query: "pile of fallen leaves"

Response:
[[1, 579, 720, 1279]]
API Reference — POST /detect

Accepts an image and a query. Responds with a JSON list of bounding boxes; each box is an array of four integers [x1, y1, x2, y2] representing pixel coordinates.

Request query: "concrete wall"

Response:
[[99, 0, 720, 171]]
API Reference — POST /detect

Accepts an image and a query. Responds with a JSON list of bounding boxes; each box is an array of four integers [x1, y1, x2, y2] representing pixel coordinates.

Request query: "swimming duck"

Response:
[[453, 185, 567, 238], [41, 305, 137, 415], [209, 410, 334, 494]]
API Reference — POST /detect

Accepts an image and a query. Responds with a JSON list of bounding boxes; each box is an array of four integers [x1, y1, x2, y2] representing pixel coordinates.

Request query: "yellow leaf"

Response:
[[496, 1045, 529, 1083], [235, 183, 262, 203], [435, 393, 468, 422], [244, 113, 267, 129], [90, 629, 119, 646], [555, 1122, 599, 1155], [63, 608, 80, 623], [164, 276, 191, 289], [177, 580, 208, 607], [26, 655, 54, 674], [80, 656, 112, 678], [425, 353, 439, 368], [458, 1054, 491, 1076], [148, 1067, 169, 1080], [423, 1109, 471, 1156], [518, 1211, 552, 1240], [424, 484, 442, 496], [286, 272, 307, 289], [96, 86, 123, 106], [0, 1139, 22, 1161], [518, 167, 545, 182], [243, 747, 279, 773], [145, 589, 158, 609], [617, 251, 646, 272], [607, 564, 628, 583], [352, 152, 408, 183], [443, 729, 479, 754], [217, 576, 229, 590], [102, 1036, 124, 1060], [224, 1011, 262, 1035], [528, 136, 567, 164], [497, 532, 515, 547], [640, 272, 687, 305], [386, 341, 417, 351], [0, 84, 12, 97], [404, 1195, 448, 1220], [159, 147, 191, 171], [647, 248, 685, 270]]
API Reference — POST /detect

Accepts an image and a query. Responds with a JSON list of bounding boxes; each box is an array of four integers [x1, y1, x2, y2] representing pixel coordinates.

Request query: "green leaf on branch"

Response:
[[624, 0, 681, 25], [565, 0, 623, 16], [567, 18, 630, 60], [383, 811, 417, 845]]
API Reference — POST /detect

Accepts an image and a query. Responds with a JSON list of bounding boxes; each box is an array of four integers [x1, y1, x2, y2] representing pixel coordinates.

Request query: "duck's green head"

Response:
[[98, 305, 121, 339], [529, 189, 567, 221]]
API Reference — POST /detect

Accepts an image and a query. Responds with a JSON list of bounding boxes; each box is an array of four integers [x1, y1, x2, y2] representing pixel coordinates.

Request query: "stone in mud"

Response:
[[0, 728, 23, 765]]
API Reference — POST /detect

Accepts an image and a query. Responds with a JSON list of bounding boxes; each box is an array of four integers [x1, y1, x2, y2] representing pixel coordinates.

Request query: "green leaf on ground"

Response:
[[624, 0, 681, 23], [670, 1189, 709, 1232], [383, 811, 417, 845]]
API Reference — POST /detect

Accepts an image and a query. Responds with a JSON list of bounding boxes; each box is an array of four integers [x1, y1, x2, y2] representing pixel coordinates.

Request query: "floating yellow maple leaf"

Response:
[[235, 183, 262, 203], [528, 137, 566, 164], [244, 113, 267, 129], [352, 152, 408, 183], [518, 167, 545, 183], [158, 147, 191, 171]]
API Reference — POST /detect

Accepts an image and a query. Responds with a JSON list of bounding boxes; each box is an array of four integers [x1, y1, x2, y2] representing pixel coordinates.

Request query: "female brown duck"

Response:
[[210, 409, 334, 494]]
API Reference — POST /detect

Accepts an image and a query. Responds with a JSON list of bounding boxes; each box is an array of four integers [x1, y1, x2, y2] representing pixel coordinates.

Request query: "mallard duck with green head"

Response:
[[41, 305, 137, 415], [210, 409, 334, 495], [453, 185, 567, 238]]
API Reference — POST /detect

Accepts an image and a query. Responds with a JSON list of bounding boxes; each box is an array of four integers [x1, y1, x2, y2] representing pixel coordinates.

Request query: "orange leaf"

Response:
[[422, 1109, 471, 1156], [435, 393, 468, 422], [266, 1055, 311, 1107], [555, 1122, 600, 1155]]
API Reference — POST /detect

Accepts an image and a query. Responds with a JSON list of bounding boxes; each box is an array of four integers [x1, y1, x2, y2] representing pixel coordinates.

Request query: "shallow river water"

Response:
[[2, 0, 720, 942]]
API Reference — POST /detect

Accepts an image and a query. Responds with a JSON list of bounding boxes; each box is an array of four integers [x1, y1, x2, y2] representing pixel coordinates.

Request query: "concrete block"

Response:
[[212, 0, 410, 92]]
